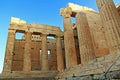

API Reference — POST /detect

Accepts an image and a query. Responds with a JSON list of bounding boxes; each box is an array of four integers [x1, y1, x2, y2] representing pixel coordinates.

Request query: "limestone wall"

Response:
[[2, 0, 120, 79], [12, 40, 25, 71], [12, 34, 59, 71], [67, 3, 109, 58], [84, 11, 109, 57]]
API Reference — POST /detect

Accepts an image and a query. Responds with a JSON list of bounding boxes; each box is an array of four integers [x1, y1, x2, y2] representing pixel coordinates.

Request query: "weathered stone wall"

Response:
[[12, 37, 57, 71], [30, 41, 41, 71], [84, 11, 109, 57], [12, 40, 25, 71], [1, 0, 120, 79]]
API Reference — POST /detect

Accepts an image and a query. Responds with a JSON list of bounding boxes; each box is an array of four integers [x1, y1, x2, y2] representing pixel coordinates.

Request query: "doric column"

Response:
[[96, 0, 120, 53], [23, 31, 32, 71], [56, 35, 64, 71], [3, 29, 16, 72], [60, 7, 78, 68], [41, 34, 48, 71], [76, 12, 95, 64]]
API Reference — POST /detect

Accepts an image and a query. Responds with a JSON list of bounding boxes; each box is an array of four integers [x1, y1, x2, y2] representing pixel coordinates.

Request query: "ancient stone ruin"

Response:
[[0, 0, 120, 80]]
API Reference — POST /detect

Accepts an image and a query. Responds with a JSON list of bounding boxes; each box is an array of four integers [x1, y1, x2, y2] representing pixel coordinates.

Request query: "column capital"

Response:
[[60, 7, 72, 18]]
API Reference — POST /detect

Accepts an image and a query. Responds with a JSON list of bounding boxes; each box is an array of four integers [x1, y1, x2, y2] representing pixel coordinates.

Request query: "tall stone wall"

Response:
[[12, 40, 25, 71], [84, 11, 109, 57], [12, 38, 57, 71]]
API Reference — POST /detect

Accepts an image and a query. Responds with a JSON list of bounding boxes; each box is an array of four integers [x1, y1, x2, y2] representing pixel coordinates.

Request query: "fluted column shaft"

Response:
[[56, 36, 64, 71], [76, 12, 95, 64], [3, 29, 16, 72], [23, 31, 32, 71], [41, 34, 48, 71], [96, 0, 120, 53], [61, 7, 78, 68]]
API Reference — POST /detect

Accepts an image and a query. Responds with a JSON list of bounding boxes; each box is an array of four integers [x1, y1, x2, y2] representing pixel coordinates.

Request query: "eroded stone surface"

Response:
[[1, 0, 120, 79]]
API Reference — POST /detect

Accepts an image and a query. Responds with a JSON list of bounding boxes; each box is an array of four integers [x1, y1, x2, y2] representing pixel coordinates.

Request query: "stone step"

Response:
[[0, 77, 56, 80]]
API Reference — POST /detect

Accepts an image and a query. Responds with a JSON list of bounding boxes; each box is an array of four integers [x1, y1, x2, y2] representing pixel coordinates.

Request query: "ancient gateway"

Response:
[[0, 0, 120, 80]]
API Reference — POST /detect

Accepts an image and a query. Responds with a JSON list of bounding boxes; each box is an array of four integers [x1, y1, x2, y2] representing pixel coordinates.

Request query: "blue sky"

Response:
[[0, 0, 119, 73]]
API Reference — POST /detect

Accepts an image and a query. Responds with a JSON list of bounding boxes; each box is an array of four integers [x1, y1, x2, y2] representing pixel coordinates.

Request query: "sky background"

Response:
[[0, 0, 119, 73]]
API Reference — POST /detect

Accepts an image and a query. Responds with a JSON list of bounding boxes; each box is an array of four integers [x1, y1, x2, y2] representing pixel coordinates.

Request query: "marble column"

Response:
[[56, 35, 64, 71], [23, 31, 32, 71], [41, 34, 48, 71], [76, 12, 95, 64], [3, 29, 16, 72], [60, 7, 78, 68], [96, 0, 120, 53]]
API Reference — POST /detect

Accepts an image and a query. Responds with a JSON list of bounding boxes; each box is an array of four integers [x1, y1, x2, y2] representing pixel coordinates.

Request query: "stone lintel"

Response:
[[60, 3, 96, 17]]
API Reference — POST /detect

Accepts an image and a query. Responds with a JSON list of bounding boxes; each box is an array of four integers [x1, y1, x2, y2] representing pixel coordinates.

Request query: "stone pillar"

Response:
[[76, 12, 95, 64], [3, 29, 16, 72], [23, 31, 32, 71], [56, 35, 64, 71], [60, 7, 78, 68], [96, 0, 120, 53], [41, 34, 48, 71]]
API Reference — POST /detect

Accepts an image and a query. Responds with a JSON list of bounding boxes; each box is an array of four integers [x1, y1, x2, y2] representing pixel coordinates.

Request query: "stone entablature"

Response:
[[67, 3, 95, 12], [10, 18, 63, 37]]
